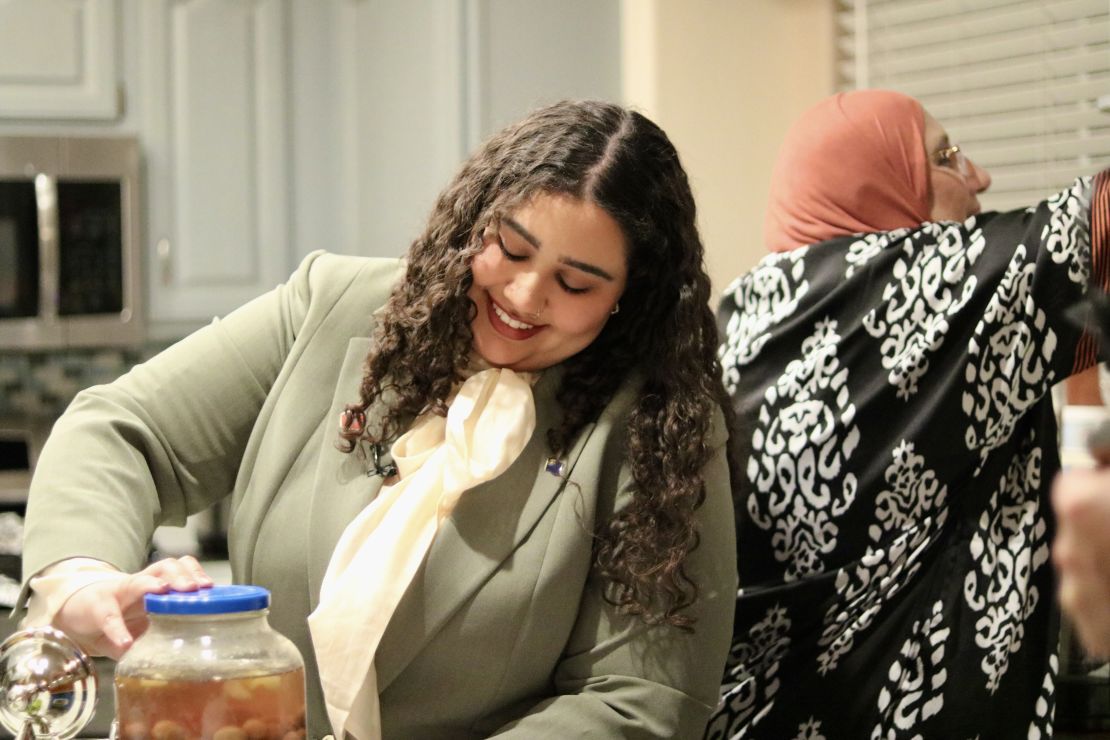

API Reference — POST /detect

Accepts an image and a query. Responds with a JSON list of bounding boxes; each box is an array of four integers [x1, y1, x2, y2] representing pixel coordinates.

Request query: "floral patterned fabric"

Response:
[[708, 174, 1109, 740]]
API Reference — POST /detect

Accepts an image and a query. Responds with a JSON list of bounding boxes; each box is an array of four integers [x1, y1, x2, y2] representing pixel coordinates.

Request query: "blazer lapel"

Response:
[[233, 334, 375, 584], [373, 367, 599, 692], [304, 338, 386, 603]]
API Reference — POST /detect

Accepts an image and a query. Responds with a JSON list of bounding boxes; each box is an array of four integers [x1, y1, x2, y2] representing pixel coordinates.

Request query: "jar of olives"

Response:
[[114, 585, 305, 740]]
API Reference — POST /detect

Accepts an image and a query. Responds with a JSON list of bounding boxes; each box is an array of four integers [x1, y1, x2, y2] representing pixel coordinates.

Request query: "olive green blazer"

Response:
[[20, 252, 737, 739]]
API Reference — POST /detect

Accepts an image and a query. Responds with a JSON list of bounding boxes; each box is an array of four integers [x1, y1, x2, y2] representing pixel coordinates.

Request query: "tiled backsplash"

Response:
[[0, 344, 169, 418]]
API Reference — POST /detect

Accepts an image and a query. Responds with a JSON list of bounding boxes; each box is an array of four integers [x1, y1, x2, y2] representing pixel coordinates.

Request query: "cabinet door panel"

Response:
[[333, 0, 467, 260], [0, 0, 118, 119], [327, 0, 620, 262], [141, 0, 290, 322]]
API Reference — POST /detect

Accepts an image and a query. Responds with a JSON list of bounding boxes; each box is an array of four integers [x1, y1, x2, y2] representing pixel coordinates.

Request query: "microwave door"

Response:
[[0, 135, 141, 349], [0, 176, 62, 349], [55, 180, 124, 317], [0, 180, 39, 319]]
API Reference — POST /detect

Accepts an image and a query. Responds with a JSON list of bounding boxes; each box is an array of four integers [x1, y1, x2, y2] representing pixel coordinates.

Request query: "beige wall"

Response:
[[622, 0, 836, 301]]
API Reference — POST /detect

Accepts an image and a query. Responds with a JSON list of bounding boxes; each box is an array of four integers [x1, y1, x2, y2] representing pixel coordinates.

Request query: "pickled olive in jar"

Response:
[[115, 586, 306, 740]]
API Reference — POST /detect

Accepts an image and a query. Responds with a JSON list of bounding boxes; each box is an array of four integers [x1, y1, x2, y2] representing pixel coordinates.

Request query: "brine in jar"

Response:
[[114, 586, 306, 740]]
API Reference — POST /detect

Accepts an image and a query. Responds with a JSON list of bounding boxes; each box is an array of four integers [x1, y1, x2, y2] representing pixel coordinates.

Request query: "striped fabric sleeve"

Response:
[[1072, 169, 1110, 373]]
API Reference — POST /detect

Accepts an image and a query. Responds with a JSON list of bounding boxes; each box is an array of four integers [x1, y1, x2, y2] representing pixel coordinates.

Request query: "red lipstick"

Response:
[[486, 296, 543, 340]]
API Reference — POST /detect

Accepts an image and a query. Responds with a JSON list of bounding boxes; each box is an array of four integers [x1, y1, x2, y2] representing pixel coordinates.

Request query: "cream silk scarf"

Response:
[[307, 368, 536, 740]]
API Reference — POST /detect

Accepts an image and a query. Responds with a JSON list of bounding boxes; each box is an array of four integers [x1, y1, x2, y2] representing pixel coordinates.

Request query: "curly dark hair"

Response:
[[339, 100, 734, 628]]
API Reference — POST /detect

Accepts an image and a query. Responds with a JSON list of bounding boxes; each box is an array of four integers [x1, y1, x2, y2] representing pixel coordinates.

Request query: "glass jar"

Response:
[[114, 585, 306, 740]]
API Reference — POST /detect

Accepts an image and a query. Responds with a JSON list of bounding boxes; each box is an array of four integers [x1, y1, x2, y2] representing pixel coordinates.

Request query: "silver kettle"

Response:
[[0, 627, 98, 740]]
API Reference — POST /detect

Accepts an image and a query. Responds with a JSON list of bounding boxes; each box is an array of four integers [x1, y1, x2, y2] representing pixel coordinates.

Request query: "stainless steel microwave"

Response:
[[0, 136, 143, 349]]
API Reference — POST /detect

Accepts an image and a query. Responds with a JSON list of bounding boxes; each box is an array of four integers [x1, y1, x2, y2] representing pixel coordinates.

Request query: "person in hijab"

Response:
[[708, 89, 1109, 738], [17, 100, 738, 740]]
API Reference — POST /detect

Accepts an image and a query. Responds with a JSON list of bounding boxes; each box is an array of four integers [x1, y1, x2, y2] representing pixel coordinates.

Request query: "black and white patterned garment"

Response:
[[707, 172, 1110, 740]]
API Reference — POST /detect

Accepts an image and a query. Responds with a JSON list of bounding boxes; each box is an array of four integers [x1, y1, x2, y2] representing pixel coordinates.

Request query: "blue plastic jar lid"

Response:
[[144, 585, 270, 615]]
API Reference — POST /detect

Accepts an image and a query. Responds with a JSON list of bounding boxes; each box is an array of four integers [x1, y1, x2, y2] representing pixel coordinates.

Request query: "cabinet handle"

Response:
[[157, 237, 172, 286]]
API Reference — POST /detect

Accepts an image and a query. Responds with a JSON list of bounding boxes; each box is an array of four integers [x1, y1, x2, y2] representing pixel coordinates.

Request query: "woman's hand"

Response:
[[52, 556, 214, 660], [1053, 467, 1110, 657]]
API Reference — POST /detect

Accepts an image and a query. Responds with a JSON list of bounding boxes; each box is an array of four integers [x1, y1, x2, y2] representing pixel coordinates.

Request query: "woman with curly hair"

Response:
[[18, 100, 738, 739]]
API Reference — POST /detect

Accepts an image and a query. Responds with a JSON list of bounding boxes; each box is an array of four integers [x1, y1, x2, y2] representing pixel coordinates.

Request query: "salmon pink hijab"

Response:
[[764, 90, 931, 252]]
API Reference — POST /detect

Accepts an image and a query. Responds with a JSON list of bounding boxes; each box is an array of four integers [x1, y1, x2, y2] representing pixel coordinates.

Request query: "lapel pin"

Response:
[[339, 407, 365, 434], [544, 457, 565, 477]]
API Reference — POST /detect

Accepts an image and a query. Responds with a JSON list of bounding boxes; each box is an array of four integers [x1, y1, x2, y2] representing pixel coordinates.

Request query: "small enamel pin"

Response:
[[339, 408, 365, 434], [544, 457, 565, 477]]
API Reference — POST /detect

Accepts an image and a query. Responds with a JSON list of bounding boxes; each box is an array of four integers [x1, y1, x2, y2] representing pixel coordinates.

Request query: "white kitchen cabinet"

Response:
[[322, 0, 622, 263], [22, 0, 618, 327], [0, 0, 119, 120], [138, 0, 291, 324], [134, 0, 619, 325]]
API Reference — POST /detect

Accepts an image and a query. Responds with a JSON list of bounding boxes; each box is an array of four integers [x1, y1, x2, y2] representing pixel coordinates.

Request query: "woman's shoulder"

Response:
[[297, 250, 405, 292], [290, 250, 406, 315]]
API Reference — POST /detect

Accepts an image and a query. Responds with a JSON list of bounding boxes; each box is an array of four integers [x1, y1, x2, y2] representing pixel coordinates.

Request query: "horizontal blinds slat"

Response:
[[953, 108, 1110, 145], [897, 75, 1110, 117], [872, 50, 1110, 98], [979, 177, 1110, 203], [927, 100, 1110, 128], [971, 133, 1110, 168], [868, 0, 1043, 23], [985, 175, 1110, 197], [982, 161, 1108, 206], [869, 0, 1105, 32], [866, 0, 1102, 15], [967, 129, 1110, 158], [872, 1, 1108, 54], [874, 23, 1109, 76], [871, 0, 1023, 26], [874, 46, 1110, 94], [987, 157, 1110, 184]]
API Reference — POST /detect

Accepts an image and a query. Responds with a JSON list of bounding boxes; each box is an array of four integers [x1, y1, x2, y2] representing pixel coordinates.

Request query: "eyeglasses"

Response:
[[932, 144, 969, 177]]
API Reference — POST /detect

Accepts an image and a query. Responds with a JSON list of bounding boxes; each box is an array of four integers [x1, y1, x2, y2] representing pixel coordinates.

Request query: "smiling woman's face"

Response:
[[467, 192, 627, 372]]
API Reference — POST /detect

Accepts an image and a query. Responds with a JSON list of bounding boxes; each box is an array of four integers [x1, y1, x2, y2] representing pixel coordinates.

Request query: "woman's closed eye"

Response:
[[557, 275, 590, 295], [497, 231, 595, 295], [496, 233, 528, 262]]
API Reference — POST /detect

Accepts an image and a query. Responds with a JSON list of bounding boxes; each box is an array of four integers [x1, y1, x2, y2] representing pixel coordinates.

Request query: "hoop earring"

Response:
[[610, 302, 620, 316]]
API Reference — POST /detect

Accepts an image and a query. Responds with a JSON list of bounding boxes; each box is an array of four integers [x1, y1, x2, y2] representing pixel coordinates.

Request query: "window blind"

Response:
[[838, 0, 1110, 212]]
